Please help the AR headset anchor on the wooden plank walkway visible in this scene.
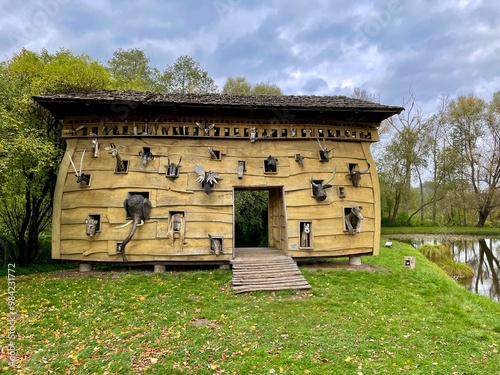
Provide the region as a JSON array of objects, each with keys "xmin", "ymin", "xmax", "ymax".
[{"xmin": 231, "ymin": 248, "xmax": 311, "ymax": 294}]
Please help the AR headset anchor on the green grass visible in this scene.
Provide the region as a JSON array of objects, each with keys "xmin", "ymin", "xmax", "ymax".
[
  {"xmin": 2, "ymin": 240, "xmax": 499, "ymax": 374},
  {"xmin": 381, "ymin": 226, "xmax": 500, "ymax": 237}
]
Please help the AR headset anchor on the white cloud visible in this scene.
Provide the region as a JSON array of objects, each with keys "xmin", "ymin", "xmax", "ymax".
[{"xmin": 1, "ymin": 0, "xmax": 499, "ymax": 114}]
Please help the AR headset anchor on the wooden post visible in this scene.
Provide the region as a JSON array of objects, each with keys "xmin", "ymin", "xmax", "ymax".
[
  {"xmin": 154, "ymin": 264, "xmax": 166, "ymax": 273},
  {"xmin": 349, "ymin": 256, "xmax": 362, "ymax": 266},
  {"xmin": 79, "ymin": 263, "xmax": 92, "ymax": 272},
  {"xmin": 404, "ymin": 256, "xmax": 416, "ymax": 269}
]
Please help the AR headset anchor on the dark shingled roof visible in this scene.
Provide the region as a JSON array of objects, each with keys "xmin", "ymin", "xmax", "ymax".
[
  {"xmin": 34, "ymin": 90, "xmax": 402, "ymax": 110},
  {"xmin": 33, "ymin": 90, "xmax": 403, "ymax": 122}
]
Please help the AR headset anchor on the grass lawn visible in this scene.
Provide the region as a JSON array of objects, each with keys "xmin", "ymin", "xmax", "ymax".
[
  {"xmin": 381, "ymin": 226, "xmax": 500, "ymax": 237},
  {"xmin": 2, "ymin": 239, "xmax": 499, "ymax": 374}
]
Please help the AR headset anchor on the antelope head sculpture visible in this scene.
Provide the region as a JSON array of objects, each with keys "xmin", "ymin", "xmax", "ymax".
[
  {"xmin": 347, "ymin": 163, "xmax": 370, "ymax": 187},
  {"xmin": 310, "ymin": 169, "xmax": 336, "ymax": 201},
  {"xmin": 312, "ymin": 137, "xmax": 332, "ymax": 162},
  {"xmin": 164, "ymin": 155, "xmax": 182, "ymax": 178},
  {"xmin": 67, "ymin": 150, "xmax": 90, "ymax": 186}
]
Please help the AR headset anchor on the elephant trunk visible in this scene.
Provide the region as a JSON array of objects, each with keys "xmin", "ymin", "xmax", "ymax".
[{"xmin": 120, "ymin": 217, "xmax": 140, "ymax": 262}]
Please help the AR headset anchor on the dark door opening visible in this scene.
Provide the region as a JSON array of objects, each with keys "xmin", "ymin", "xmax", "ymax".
[{"xmin": 234, "ymin": 190, "xmax": 269, "ymax": 247}]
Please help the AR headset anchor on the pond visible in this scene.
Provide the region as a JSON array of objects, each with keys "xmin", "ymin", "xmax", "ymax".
[{"xmin": 386, "ymin": 235, "xmax": 500, "ymax": 303}]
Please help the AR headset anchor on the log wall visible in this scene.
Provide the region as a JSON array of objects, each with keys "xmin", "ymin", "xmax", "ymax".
[{"xmin": 53, "ymin": 117, "xmax": 380, "ymax": 262}]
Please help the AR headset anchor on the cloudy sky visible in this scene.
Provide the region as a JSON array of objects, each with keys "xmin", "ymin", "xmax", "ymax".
[{"xmin": 1, "ymin": 0, "xmax": 499, "ymax": 114}]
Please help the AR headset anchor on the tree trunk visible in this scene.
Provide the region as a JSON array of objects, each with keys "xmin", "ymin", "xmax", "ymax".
[{"xmin": 476, "ymin": 209, "xmax": 490, "ymax": 227}]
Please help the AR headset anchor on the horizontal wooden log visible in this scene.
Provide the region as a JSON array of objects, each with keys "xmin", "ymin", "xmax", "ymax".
[{"xmin": 289, "ymin": 247, "xmax": 374, "ymax": 258}]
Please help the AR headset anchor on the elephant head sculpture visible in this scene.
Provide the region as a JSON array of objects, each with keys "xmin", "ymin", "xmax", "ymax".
[{"xmin": 116, "ymin": 194, "xmax": 152, "ymax": 261}]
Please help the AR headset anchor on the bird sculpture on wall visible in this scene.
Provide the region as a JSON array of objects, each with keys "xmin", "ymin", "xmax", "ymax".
[
  {"xmin": 115, "ymin": 194, "xmax": 152, "ymax": 261},
  {"xmin": 194, "ymin": 164, "xmax": 221, "ymax": 194},
  {"xmin": 195, "ymin": 121, "xmax": 215, "ymax": 136}
]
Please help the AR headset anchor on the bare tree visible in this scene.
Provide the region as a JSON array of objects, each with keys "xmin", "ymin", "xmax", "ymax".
[
  {"xmin": 446, "ymin": 93, "xmax": 500, "ymax": 226},
  {"xmin": 378, "ymin": 93, "xmax": 431, "ymax": 224}
]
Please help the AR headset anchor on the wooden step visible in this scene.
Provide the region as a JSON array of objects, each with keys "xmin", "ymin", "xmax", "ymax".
[{"xmin": 230, "ymin": 251, "xmax": 311, "ymax": 294}]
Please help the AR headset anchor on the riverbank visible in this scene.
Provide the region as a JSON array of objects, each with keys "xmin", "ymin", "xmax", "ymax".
[{"xmin": 382, "ymin": 226, "xmax": 500, "ymax": 237}]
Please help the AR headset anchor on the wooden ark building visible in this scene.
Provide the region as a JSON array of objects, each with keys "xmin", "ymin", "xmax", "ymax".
[{"xmin": 34, "ymin": 91, "xmax": 402, "ymax": 265}]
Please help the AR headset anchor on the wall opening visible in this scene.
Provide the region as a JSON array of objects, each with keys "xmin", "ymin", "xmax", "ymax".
[{"xmin": 233, "ymin": 189, "xmax": 269, "ymax": 247}]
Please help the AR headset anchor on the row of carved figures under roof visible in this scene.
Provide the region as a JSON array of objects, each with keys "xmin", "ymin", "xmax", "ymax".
[{"xmin": 70, "ymin": 121, "xmax": 373, "ymax": 141}]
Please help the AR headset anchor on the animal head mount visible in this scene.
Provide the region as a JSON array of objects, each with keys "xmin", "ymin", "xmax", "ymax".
[
  {"xmin": 85, "ymin": 217, "xmax": 99, "ymax": 236},
  {"xmin": 312, "ymin": 137, "xmax": 332, "ymax": 162},
  {"xmin": 210, "ymin": 236, "xmax": 223, "ymax": 256},
  {"xmin": 346, "ymin": 163, "xmax": 370, "ymax": 187},
  {"xmin": 194, "ymin": 164, "xmax": 221, "ymax": 194},
  {"xmin": 105, "ymin": 142, "xmax": 122, "ymax": 157},
  {"xmin": 208, "ymin": 147, "xmax": 220, "ymax": 160},
  {"xmin": 295, "ymin": 154, "xmax": 304, "ymax": 167},
  {"xmin": 345, "ymin": 206, "xmax": 363, "ymax": 235},
  {"xmin": 138, "ymin": 149, "xmax": 154, "ymax": 166},
  {"xmin": 195, "ymin": 121, "xmax": 215, "ymax": 136},
  {"xmin": 91, "ymin": 138, "xmax": 99, "ymax": 158},
  {"xmin": 265, "ymin": 155, "xmax": 278, "ymax": 173},
  {"xmin": 115, "ymin": 194, "xmax": 152, "ymax": 261},
  {"xmin": 310, "ymin": 169, "xmax": 336, "ymax": 201},
  {"xmin": 105, "ymin": 143, "xmax": 127, "ymax": 172},
  {"xmin": 67, "ymin": 150, "xmax": 90, "ymax": 186},
  {"xmin": 164, "ymin": 155, "xmax": 182, "ymax": 178}
]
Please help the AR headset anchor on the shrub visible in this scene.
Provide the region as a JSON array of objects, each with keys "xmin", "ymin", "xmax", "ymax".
[{"xmin": 438, "ymin": 259, "xmax": 474, "ymax": 279}]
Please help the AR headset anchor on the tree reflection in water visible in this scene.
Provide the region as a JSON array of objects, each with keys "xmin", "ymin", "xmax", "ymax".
[{"xmin": 398, "ymin": 236, "xmax": 500, "ymax": 302}]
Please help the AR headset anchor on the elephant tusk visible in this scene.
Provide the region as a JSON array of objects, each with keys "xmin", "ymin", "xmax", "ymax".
[
  {"xmin": 116, "ymin": 220, "xmax": 133, "ymax": 229},
  {"xmin": 137, "ymin": 220, "xmax": 145, "ymax": 226}
]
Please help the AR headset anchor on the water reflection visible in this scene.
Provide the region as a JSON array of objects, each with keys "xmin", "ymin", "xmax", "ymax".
[{"xmin": 389, "ymin": 236, "xmax": 500, "ymax": 302}]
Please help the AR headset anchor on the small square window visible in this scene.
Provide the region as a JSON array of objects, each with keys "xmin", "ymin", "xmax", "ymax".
[{"xmin": 299, "ymin": 222, "xmax": 312, "ymax": 249}]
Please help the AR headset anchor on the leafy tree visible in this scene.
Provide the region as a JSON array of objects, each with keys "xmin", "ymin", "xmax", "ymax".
[
  {"xmin": 222, "ymin": 76, "xmax": 252, "ymax": 95},
  {"xmin": 446, "ymin": 93, "xmax": 500, "ymax": 226},
  {"xmin": 222, "ymin": 76, "xmax": 282, "ymax": 95},
  {"xmin": 0, "ymin": 48, "xmax": 111, "ymax": 265},
  {"xmin": 157, "ymin": 55, "xmax": 218, "ymax": 94},
  {"xmin": 234, "ymin": 190, "xmax": 269, "ymax": 247},
  {"xmin": 107, "ymin": 48, "xmax": 158, "ymax": 91},
  {"xmin": 251, "ymin": 82, "xmax": 282, "ymax": 95}
]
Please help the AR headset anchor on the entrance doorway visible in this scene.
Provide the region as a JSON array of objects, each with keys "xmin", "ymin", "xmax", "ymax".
[{"xmin": 233, "ymin": 187, "xmax": 286, "ymax": 251}]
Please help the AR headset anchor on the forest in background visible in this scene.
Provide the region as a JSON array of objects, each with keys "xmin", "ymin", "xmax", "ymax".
[{"xmin": 0, "ymin": 47, "xmax": 499, "ymax": 265}]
